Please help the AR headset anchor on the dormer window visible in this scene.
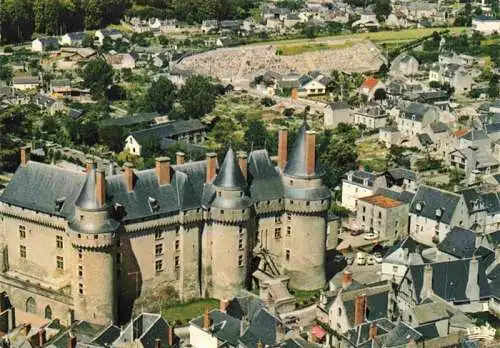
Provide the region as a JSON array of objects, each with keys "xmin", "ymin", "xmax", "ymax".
[
  {"xmin": 435, "ymin": 208, "xmax": 443, "ymax": 218},
  {"xmin": 55, "ymin": 197, "xmax": 66, "ymax": 212},
  {"xmin": 415, "ymin": 202, "xmax": 422, "ymax": 212},
  {"xmin": 148, "ymin": 197, "xmax": 160, "ymax": 212}
]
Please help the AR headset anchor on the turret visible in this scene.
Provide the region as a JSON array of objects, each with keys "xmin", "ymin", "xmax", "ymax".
[
  {"xmin": 281, "ymin": 121, "xmax": 330, "ymax": 290},
  {"xmin": 68, "ymin": 163, "xmax": 119, "ymax": 324},
  {"xmin": 208, "ymin": 148, "xmax": 252, "ymax": 298}
]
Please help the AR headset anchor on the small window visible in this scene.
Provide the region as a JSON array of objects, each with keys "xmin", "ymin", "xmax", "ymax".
[
  {"xmin": 19, "ymin": 225, "xmax": 26, "ymax": 239},
  {"xmin": 174, "ymin": 256, "xmax": 180, "ymax": 268},
  {"xmin": 56, "ymin": 235, "xmax": 63, "ymax": 249},
  {"xmin": 287, "ymin": 226, "xmax": 291, "ymax": 236},
  {"xmin": 287, "ymin": 214, "xmax": 292, "ymax": 222},
  {"xmin": 56, "ymin": 256, "xmax": 64, "ymax": 270},
  {"xmin": 155, "ymin": 244, "xmax": 163, "ymax": 256},
  {"xmin": 274, "ymin": 228, "xmax": 281, "ymax": 239},
  {"xmin": 306, "ymin": 201, "xmax": 310, "ymax": 206},
  {"xmin": 78, "ymin": 248, "xmax": 83, "ymax": 259},
  {"xmin": 78, "ymin": 233, "xmax": 81, "ymax": 239},
  {"xmin": 275, "ymin": 216, "xmax": 281, "ymax": 224},
  {"xmin": 94, "ymin": 235, "xmax": 98, "ymax": 240},
  {"xmin": 285, "ymin": 249, "xmax": 291, "ymax": 261},
  {"xmin": 290, "ymin": 180, "xmax": 294, "ymax": 186},
  {"xmin": 238, "ymin": 255, "xmax": 244, "ymax": 267},
  {"xmin": 20, "ymin": 245, "xmax": 27, "ymax": 259},
  {"xmin": 78, "ymin": 265, "xmax": 83, "ymax": 278},
  {"xmin": 155, "ymin": 230, "xmax": 162, "ymax": 240},
  {"xmin": 378, "ymin": 211, "xmax": 382, "ymax": 218},
  {"xmin": 362, "ymin": 207, "xmax": 366, "ymax": 213},
  {"xmin": 175, "ymin": 227, "xmax": 180, "ymax": 236},
  {"xmin": 78, "ymin": 283, "xmax": 84, "ymax": 295},
  {"xmin": 238, "ymin": 238, "xmax": 244, "ymax": 250},
  {"xmin": 155, "ymin": 260, "xmax": 163, "ymax": 272},
  {"xmin": 175, "ymin": 240, "xmax": 180, "ymax": 251},
  {"xmin": 220, "ymin": 209, "xmax": 224, "ymax": 215},
  {"xmin": 338, "ymin": 307, "xmax": 342, "ymax": 316}
]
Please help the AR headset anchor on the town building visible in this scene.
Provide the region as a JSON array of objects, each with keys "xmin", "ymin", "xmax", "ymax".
[
  {"xmin": 0, "ymin": 122, "xmax": 331, "ymax": 326},
  {"xmin": 352, "ymin": 104, "xmax": 387, "ymax": 129},
  {"xmin": 358, "ymin": 78, "xmax": 385, "ymax": 101},
  {"xmin": 32, "ymin": 38, "xmax": 59, "ymax": 52},
  {"xmin": 341, "ymin": 170, "xmax": 387, "ymax": 211},
  {"xmin": 12, "ymin": 76, "xmax": 41, "ymax": 91},
  {"xmin": 472, "ymin": 16, "xmax": 500, "ymax": 34},
  {"xmin": 397, "ymin": 102, "xmax": 440, "ymax": 138},
  {"xmin": 323, "ymin": 101, "xmax": 351, "ymax": 128},
  {"xmin": 390, "ymin": 54, "xmax": 419, "ymax": 77},
  {"xmin": 94, "ymin": 29, "xmax": 123, "ymax": 46},
  {"xmin": 60, "ymin": 32, "xmax": 86, "ymax": 47}
]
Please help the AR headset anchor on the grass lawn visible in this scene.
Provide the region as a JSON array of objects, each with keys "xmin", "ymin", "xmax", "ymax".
[
  {"xmin": 357, "ymin": 139, "xmax": 388, "ymax": 172},
  {"xmin": 161, "ymin": 298, "xmax": 219, "ymax": 325},
  {"xmin": 277, "ymin": 41, "xmax": 354, "ymax": 55}
]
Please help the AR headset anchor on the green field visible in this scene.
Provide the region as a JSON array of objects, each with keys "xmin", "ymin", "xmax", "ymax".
[
  {"xmin": 161, "ymin": 298, "xmax": 219, "ymax": 325},
  {"xmin": 277, "ymin": 41, "xmax": 355, "ymax": 55},
  {"xmin": 357, "ymin": 139, "xmax": 389, "ymax": 172}
]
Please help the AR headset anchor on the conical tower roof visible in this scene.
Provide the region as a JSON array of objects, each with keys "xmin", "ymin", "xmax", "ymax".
[
  {"xmin": 284, "ymin": 121, "xmax": 322, "ymax": 178},
  {"xmin": 75, "ymin": 168, "xmax": 102, "ymax": 210},
  {"xmin": 213, "ymin": 147, "xmax": 247, "ymax": 189}
]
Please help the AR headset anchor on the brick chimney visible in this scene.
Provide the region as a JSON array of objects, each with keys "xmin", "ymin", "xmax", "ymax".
[
  {"xmin": 155, "ymin": 157, "xmax": 171, "ymax": 186},
  {"xmin": 354, "ymin": 294, "xmax": 367, "ymax": 325},
  {"xmin": 168, "ymin": 325, "xmax": 174, "ymax": 347},
  {"xmin": 68, "ymin": 333, "xmax": 77, "ymax": 348},
  {"xmin": 421, "ymin": 264, "xmax": 433, "ymax": 299},
  {"xmin": 305, "ymin": 131, "xmax": 316, "ymax": 176},
  {"xmin": 124, "ymin": 163, "xmax": 134, "ymax": 192},
  {"xmin": 95, "ymin": 169, "xmax": 106, "ymax": 207},
  {"xmin": 278, "ymin": 127, "xmax": 288, "ymax": 171},
  {"xmin": 342, "ymin": 270, "xmax": 353, "ymax": 288},
  {"xmin": 237, "ymin": 151, "xmax": 248, "ymax": 179},
  {"xmin": 176, "ymin": 152, "xmax": 185, "ymax": 165},
  {"xmin": 369, "ymin": 323, "xmax": 377, "ymax": 339},
  {"xmin": 203, "ymin": 306, "xmax": 210, "ymax": 330},
  {"xmin": 20, "ymin": 146, "xmax": 30, "ymax": 167},
  {"xmin": 38, "ymin": 329, "xmax": 46, "ymax": 347},
  {"xmin": 220, "ymin": 298, "xmax": 230, "ymax": 313},
  {"xmin": 206, "ymin": 153, "xmax": 217, "ymax": 184},
  {"xmin": 154, "ymin": 338, "xmax": 161, "ymax": 348}
]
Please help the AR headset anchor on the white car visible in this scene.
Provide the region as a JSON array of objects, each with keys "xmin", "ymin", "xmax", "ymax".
[
  {"xmin": 366, "ymin": 255, "xmax": 375, "ymax": 265},
  {"xmin": 364, "ymin": 232, "xmax": 379, "ymax": 240},
  {"xmin": 373, "ymin": 252, "xmax": 383, "ymax": 263}
]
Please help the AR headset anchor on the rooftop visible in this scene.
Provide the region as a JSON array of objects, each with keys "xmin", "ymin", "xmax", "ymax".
[{"xmin": 358, "ymin": 194, "xmax": 403, "ymax": 208}]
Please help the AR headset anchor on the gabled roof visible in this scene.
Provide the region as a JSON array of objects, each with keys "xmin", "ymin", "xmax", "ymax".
[
  {"xmin": 213, "ymin": 148, "xmax": 247, "ymax": 189},
  {"xmin": 460, "ymin": 129, "xmax": 488, "ymax": 141},
  {"xmin": 341, "ymin": 282, "xmax": 391, "ymax": 326},
  {"xmin": 401, "ymin": 102, "xmax": 433, "ymax": 122},
  {"xmin": 377, "ymin": 321, "xmax": 422, "ymax": 347},
  {"xmin": 437, "ymin": 227, "xmax": 476, "ymax": 259},
  {"xmin": 360, "ymin": 77, "xmax": 380, "ymax": 91},
  {"xmin": 430, "ymin": 121, "xmax": 449, "ymax": 133},
  {"xmin": 191, "ymin": 310, "xmax": 241, "ymax": 346},
  {"xmin": 417, "ymin": 133, "xmax": 433, "ymax": 146},
  {"xmin": 482, "ymin": 192, "xmax": 500, "ymax": 214},
  {"xmin": 248, "ymin": 150, "xmax": 283, "ymax": 201},
  {"xmin": 383, "ymin": 236, "xmax": 427, "ymax": 265},
  {"xmin": 409, "ymin": 185, "xmax": 461, "ymax": 224},
  {"xmin": 387, "ymin": 167, "xmax": 417, "ymax": 181},
  {"xmin": 130, "ymin": 119, "xmax": 206, "ymax": 144}
]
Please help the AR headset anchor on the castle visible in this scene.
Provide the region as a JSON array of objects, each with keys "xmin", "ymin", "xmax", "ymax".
[{"xmin": 0, "ymin": 121, "xmax": 330, "ymax": 325}]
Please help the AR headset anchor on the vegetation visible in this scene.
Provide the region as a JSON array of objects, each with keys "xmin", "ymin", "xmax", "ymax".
[
  {"xmin": 81, "ymin": 59, "xmax": 114, "ymax": 99},
  {"xmin": 161, "ymin": 298, "xmax": 219, "ymax": 326},
  {"xmin": 276, "ymin": 41, "xmax": 355, "ymax": 56}
]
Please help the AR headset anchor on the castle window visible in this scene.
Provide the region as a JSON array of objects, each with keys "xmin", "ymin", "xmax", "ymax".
[
  {"xmin": 78, "ymin": 234, "xmax": 81, "ymax": 239},
  {"xmin": 175, "ymin": 240, "xmax": 180, "ymax": 251},
  {"xmin": 274, "ymin": 228, "xmax": 281, "ymax": 239},
  {"xmin": 56, "ymin": 256, "xmax": 64, "ymax": 270},
  {"xmin": 220, "ymin": 209, "xmax": 224, "ymax": 215},
  {"xmin": 306, "ymin": 201, "xmax": 310, "ymax": 206},
  {"xmin": 378, "ymin": 211, "xmax": 382, "ymax": 219},
  {"xmin": 287, "ymin": 226, "xmax": 291, "ymax": 236},
  {"xmin": 20, "ymin": 245, "xmax": 26, "ymax": 259},
  {"xmin": 94, "ymin": 235, "xmax": 98, "ymax": 240},
  {"xmin": 290, "ymin": 180, "xmax": 294, "ymax": 185},
  {"xmin": 155, "ymin": 244, "xmax": 163, "ymax": 256},
  {"xmin": 285, "ymin": 249, "xmax": 291, "ymax": 261},
  {"xmin": 238, "ymin": 238, "xmax": 243, "ymax": 250},
  {"xmin": 287, "ymin": 214, "xmax": 291, "ymax": 222},
  {"xmin": 175, "ymin": 227, "xmax": 180, "ymax": 236},
  {"xmin": 78, "ymin": 265, "xmax": 83, "ymax": 278},
  {"xmin": 78, "ymin": 283, "xmax": 84, "ymax": 295},
  {"xmin": 26, "ymin": 297, "xmax": 36, "ymax": 313},
  {"xmin": 19, "ymin": 225, "xmax": 26, "ymax": 239},
  {"xmin": 275, "ymin": 216, "xmax": 281, "ymax": 224},
  {"xmin": 155, "ymin": 230, "xmax": 162, "ymax": 240},
  {"xmin": 218, "ymin": 191, "xmax": 221, "ymax": 197},
  {"xmin": 290, "ymin": 200, "xmax": 294, "ymax": 204},
  {"xmin": 56, "ymin": 235, "xmax": 63, "ymax": 249},
  {"xmin": 174, "ymin": 256, "xmax": 180, "ymax": 268},
  {"xmin": 338, "ymin": 307, "xmax": 342, "ymax": 316},
  {"xmin": 78, "ymin": 248, "xmax": 83, "ymax": 259},
  {"xmin": 362, "ymin": 207, "xmax": 366, "ymax": 213},
  {"xmin": 238, "ymin": 255, "xmax": 244, "ymax": 267},
  {"xmin": 239, "ymin": 226, "xmax": 244, "ymax": 235},
  {"xmin": 155, "ymin": 260, "xmax": 163, "ymax": 272},
  {"xmin": 45, "ymin": 306, "xmax": 52, "ymax": 320}
]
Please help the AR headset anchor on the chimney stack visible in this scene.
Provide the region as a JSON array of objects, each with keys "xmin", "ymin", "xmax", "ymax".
[
  {"xmin": 68, "ymin": 333, "xmax": 77, "ymax": 348},
  {"xmin": 421, "ymin": 264, "xmax": 433, "ymax": 299},
  {"xmin": 206, "ymin": 153, "xmax": 217, "ymax": 184},
  {"xmin": 124, "ymin": 163, "xmax": 134, "ymax": 192},
  {"xmin": 95, "ymin": 169, "xmax": 106, "ymax": 207},
  {"xmin": 466, "ymin": 256, "xmax": 480, "ymax": 301},
  {"xmin": 203, "ymin": 306, "xmax": 210, "ymax": 331},
  {"xmin": 154, "ymin": 338, "xmax": 161, "ymax": 348},
  {"xmin": 278, "ymin": 127, "xmax": 288, "ymax": 171},
  {"xmin": 38, "ymin": 329, "xmax": 46, "ymax": 347},
  {"xmin": 176, "ymin": 152, "xmax": 185, "ymax": 165},
  {"xmin": 20, "ymin": 146, "xmax": 30, "ymax": 167},
  {"xmin": 369, "ymin": 323, "xmax": 377, "ymax": 339},
  {"xmin": 220, "ymin": 298, "xmax": 230, "ymax": 313},
  {"xmin": 168, "ymin": 325, "xmax": 174, "ymax": 347},
  {"xmin": 155, "ymin": 157, "xmax": 171, "ymax": 186},
  {"xmin": 237, "ymin": 151, "xmax": 248, "ymax": 179},
  {"xmin": 305, "ymin": 131, "xmax": 316, "ymax": 176},
  {"xmin": 354, "ymin": 294, "xmax": 367, "ymax": 325},
  {"xmin": 342, "ymin": 270, "xmax": 353, "ymax": 289}
]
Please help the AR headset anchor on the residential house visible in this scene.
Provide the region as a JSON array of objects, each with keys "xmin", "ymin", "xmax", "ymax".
[
  {"xmin": 390, "ymin": 54, "xmax": 419, "ymax": 77},
  {"xmin": 124, "ymin": 119, "xmax": 207, "ymax": 156},
  {"xmin": 409, "ymin": 185, "xmax": 469, "ymax": 246},
  {"xmin": 472, "ymin": 16, "xmax": 500, "ymax": 34},
  {"xmin": 429, "ymin": 63, "xmax": 473, "ymax": 95},
  {"xmin": 385, "ymin": 168, "xmax": 419, "ymax": 192},
  {"xmin": 219, "ymin": 20, "xmax": 243, "ymax": 34},
  {"xmin": 403, "ymin": 2, "xmax": 439, "ymax": 21},
  {"xmin": 352, "ymin": 11, "xmax": 380, "ymax": 30},
  {"xmin": 106, "ymin": 53, "xmax": 136, "ymax": 69},
  {"xmin": 356, "ymin": 194, "xmax": 409, "ymax": 241},
  {"xmin": 341, "ymin": 170, "xmax": 387, "ymax": 211},
  {"xmin": 352, "ymin": 104, "xmax": 387, "ymax": 129},
  {"xmin": 201, "ymin": 20, "xmax": 219, "ymax": 34},
  {"xmin": 381, "ymin": 237, "xmax": 427, "ymax": 282},
  {"xmin": 482, "ymin": 192, "xmax": 500, "ymax": 233},
  {"xmin": 324, "ymin": 101, "xmax": 352, "ymax": 128},
  {"xmin": 359, "ymin": 78, "xmax": 385, "ymax": 101},
  {"xmin": 457, "ymin": 129, "xmax": 491, "ymax": 149},
  {"xmin": 33, "ymin": 93, "xmax": 65, "ymax": 115},
  {"xmin": 397, "ymin": 102, "xmax": 439, "ymax": 138},
  {"xmin": 386, "ymin": 11, "xmax": 410, "ymax": 28},
  {"xmin": 60, "ymin": 32, "xmax": 86, "ymax": 46},
  {"xmin": 12, "ymin": 76, "xmax": 40, "ymax": 91},
  {"xmin": 32, "ymin": 38, "xmax": 59, "ymax": 52},
  {"xmin": 0, "ymin": 87, "xmax": 29, "ymax": 106},
  {"xmin": 296, "ymin": 71, "xmax": 332, "ymax": 97},
  {"xmin": 449, "ymin": 146, "xmax": 500, "ymax": 176},
  {"xmin": 284, "ymin": 14, "xmax": 302, "ymax": 28},
  {"xmin": 95, "ymin": 29, "xmax": 123, "ymax": 46},
  {"xmin": 168, "ymin": 67, "xmax": 193, "ymax": 87},
  {"xmin": 379, "ymin": 126, "xmax": 401, "ymax": 148},
  {"xmin": 50, "ymin": 79, "xmax": 71, "ymax": 95},
  {"xmin": 160, "ymin": 19, "xmax": 179, "ymax": 34},
  {"xmin": 422, "ymin": 121, "xmax": 450, "ymax": 159}
]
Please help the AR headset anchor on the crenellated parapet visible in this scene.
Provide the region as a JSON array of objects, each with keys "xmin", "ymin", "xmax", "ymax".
[
  {"xmin": 284, "ymin": 198, "xmax": 330, "ymax": 215},
  {"xmin": 209, "ymin": 206, "xmax": 251, "ymax": 224},
  {"xmin": 254, "ymin": 199, "xmax": 285, "ymax": 216}
]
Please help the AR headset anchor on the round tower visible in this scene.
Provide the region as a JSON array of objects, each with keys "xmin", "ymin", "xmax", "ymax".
[
  {"xmin": 282, "ymin": 122, "xmax": 330, "ymax": 290},
  {"xmin": 209, "ymin": 148, "xmax": 252, "ymax": 299},
  {"xmin": 68, "ymin": 163, "xmax": 119, "ymax": 325}
]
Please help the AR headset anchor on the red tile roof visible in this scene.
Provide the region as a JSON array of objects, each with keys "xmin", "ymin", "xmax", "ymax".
[
  {"xmin": 361, "ymin": 77, "xmax": 380, "ymax": 90},
  {"xmin": 454, "ymin": 128, "xmax": 469, "ymax": 138}
]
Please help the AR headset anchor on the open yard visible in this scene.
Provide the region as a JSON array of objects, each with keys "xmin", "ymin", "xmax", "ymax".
[
  {"xmin": 277, "ymin": 41, "xmax": 354, "ymax": 55},
  {"xmin": 161, "ymin": 298, "xmax": 219, "ymax": 325},
  {"xmin": 357, "ymin": 139, "xmax": 388, "ymax": 172}
]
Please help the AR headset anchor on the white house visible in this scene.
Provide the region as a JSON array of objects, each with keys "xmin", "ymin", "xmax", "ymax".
[
  {"xmin": 397, "ymin": 102, "xmax": 440, "ymax": 138},
  {"xmin": 60, "ymin": 32, "xmax": 86, "ymax": 46},
  {"xmin": 359, "ymin": 78, "xmax": 385, "ymax": 101},
  {"xmin": 324, "ymin": 101, "xmax": 352, "ymax": 128},
  {"xmin": 31, "ymin": 38, "xmax": 59, "ymax": 52},
  {"xmin": 352, "ymin": 104, "xmax": 388, "ymax": 129},
  {"xmin": 297, "ymin": 71, "xmax": 331, "ymax": 97},
  {"xmin": 12, "ymin": 76, "xmax": 40, "ymax": 91},
  {"xmin": 106, "ymin": 53, "xmax": 136, "ymax": 69},
  {"xmin": 472, "ymin": 16, "xmax": 500, "ymax": 34},
  {"xmin": 390, "ymin": 54, "xmax": 419, "ymax": 77},
  {"xmin": 95, "ymin": 28, "xmax": 123, "ymax": 46},
  {"xmin": 341, "ymin": 170, "xmax": 387, "ymax": 211}
]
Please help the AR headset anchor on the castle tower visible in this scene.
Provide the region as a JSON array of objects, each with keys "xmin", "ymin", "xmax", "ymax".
[
  {"xmin": 208, "ymin": 148, "xmax": 252, "ymax": 298},
  {"xmin": 68, "ymin": 163, "xmax": 119, "ymax": 325},
  {"xmin": 281, "ymin": 122, "xmax": 330, "ymax": 290}
]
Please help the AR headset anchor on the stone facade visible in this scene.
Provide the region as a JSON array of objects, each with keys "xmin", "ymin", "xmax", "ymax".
[{"xmin": 0, "ymin": 122, "xmax": 330, "ymax": 326}]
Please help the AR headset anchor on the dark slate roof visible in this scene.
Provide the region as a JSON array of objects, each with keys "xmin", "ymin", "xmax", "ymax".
[
  {"xmin": 343, "ymin": 319, "xmax": 395, "ymax": 347},
  {"xmin": 437, "ymin": 227, "xmax": 476, "ymax": 258},
  {"xmin": 191, "ymin": 310, "xmax": 241, "ymax": 346},
  {"xmin": 284, "ymin": 121, "xmax": 323, "ymax": 178},
  {"xmin": 328, "ymin": 101, "xmax": 351, "ymax": 110},
  {"xmin": 430, "ymin": 122, "xmax": 449, "ymax": 133},
  {"xmin": 401, "ymin": 102, "xmax": 432, "ymax": 121},
  {"xmin": 417, "ymin": 133, "xmax": 433, "ymax": 146},
  {"xmin": 65, "ymin": 32, "xmax": 86, "ymax": 40},
  {"xmin": 239, "ymin": 308, "xmax": 280, "ymax": 347},
  {"xmin": 343, "ymin": 288, "xmax": 390, "ymax": 325},
  {"xmin": 415, "ymin": 323, "xmax": 440, "ymax": 340},
  {"xmin": 409, "ymin": 186, "xmax": 461, "ymax": 224},
  {"xmin": 378, "ymin": 321, "xmax": 422, "ymax": 347},
  {"xmin": 248, "ymin": 150, "xmax": 284, "ymax": 201},
  {"xmin": 482, "ymin": 192, "xmax": 500, "ymax": 214},
  {"xmin": 130, "ymin": 119, "xmax": 206, "ymax": 144},
  {"xmin": 408, "ymin": 258, "xmax": 491, "ymax": 304},
  {"xmin": 226, "ymin": 295, "xmax": 265, "ymax": 321},
  {"xmin": 90, "ymin": 325, "xmax": 121, "ymax": 346},
  {"xmin": 459, "ymin": 188, "xmax": 486, "ymax": 214},
  {"xmin": 99, "ymin": 112, "xmax": 160, "ymax": 127},
  {"xmin": 460, "ymin": 129, "xmax": 488, "ymax": 141},
  {"xmin": 213, "ymin": 148, "xmax": 247, "ymax": 189},
  {"xmin": 387, "ymin": 168, "xmax": 417, "ymax": 181},
  {"xmin": 485, "ymin": 123, "xmax": 500, "ymax": 134},
  {"xmin": 486, "ymin": 230, "xmax": 500, "ymax": 245},
  {"xmin": 384, "ymin": 236, "xmax": 428, "ymax": 259}
]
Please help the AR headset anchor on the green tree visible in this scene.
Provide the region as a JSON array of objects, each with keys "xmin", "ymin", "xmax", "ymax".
[
  {"xmin": 82, "ymin": 33, "xmax": 95, "ymax": 48},
  {"xmin": 81, "ymin": 59, "xmax": 114, "ymax": 99},
  {"xmin": 178, "ymin": 75, "xmax": 216, "ymax": 119},
  {"xmin": 84, "ymin": 0, "xmax": 105, "ymax": 29},
  {"xmin": 0, "ymin": 66, "xmax": 13, "ymax": 84},
  {"xmin": 146, "ymin": 77, "xmax": 177, "ymax": 114},
  {"xmin": 98, "ymin": 125, "xmax": 124, "ymax": 152},
  {"xmin": 320, "ymin": 137, "xmax": 357, "ymax": 189},
  {"xmin": 142, "ymin": 135, "xmax": 162, "ymax": 158},
  {"xmin": 244, "ymin": 119, "xmax": 267, "ymax": 150},
  {"xmin": 489, "ymin": 75, "xmax": 499, "ymax": 98},
  {"xmin": 374, "ymin": 0, "xmax": 391, "ymax": 20},
  {"xmin": 0, "ymin": 0, "xmax": 35, "ymax": 44}
]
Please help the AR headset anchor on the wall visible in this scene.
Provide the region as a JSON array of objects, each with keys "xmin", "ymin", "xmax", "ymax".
[{"xmin": 341, "ymin": 181, "xmax": 376, "ymax": 211}]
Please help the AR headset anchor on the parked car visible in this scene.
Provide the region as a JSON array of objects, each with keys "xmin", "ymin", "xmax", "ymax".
[
  {"xmin": 373, "ymin": 252, "xmax": 383, "ymax": 263},
  {"xmin": 346, "ymin": 255, "xmax": 354, "ymax": 265},
  {"xmin": 364, "ymin": 232, "xmax": 379, "ymax": 240},
  {"xmin": 356, "ymin": 252, "xmax": 366, "ymax": 265},
  {"xmin": 367, "ymin": 255, "xmax": 375, "ymax": 265},
  {"xmin": 350, "ymin": 229, "xmax": 364, "ymax": 236}
]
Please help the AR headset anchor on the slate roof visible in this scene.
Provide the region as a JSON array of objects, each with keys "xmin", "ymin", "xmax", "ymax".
[
  {"xmin": 460, "ymin": 129, "xmax": 488, "ymax": 141},
  {"xmin": 459, "ymin": 188, "xmax": 485, "ymax": 214},
  {"xmin": 401, "ymin": 103, "xmax": 433, "ymax": 122},
  {"xmin": 341, "ymin": 283, "xmax": 391, "ymax": 325},
  {"xmin": 343, "ymin": 318, "xmax": 395, "ymax": 347},
  {"xmin": 239, "ymin": 308, "xmax": 281, "ymax": 347},
  {"xmin": 377, "ymin": 321, "xmax": 422, "ymax": 347},
  {"xmin": 213, "ymin": 148, "xmax": 247, "ymax": 189},
  {"xmin": 485, "ymin": 123, "xmax": 500, "ymax": 134},
  {"xmin": 284, "ymin": 121, "xmax": 323, "ymax": 178},
  {"xmin": 384, "ymin": 237, "xmax": 428, "ymax": 260},
  {"xmin": 248, "ymin": 150, "xmax": 284, "ymax": 201},
  {"xmin": 191, "ymin": 310, "xmax": 241, "ymax": 346},
  {"xmin": 129, "ymin": 119, "xmax": 206, "ymax": 144},
  {"xmin": 437, "ymin": 227, "xmax": 476, "ymax": 259},
  {"xmin": 409, "ymin": 185, "xmax": 461, "ymax": 224},
  {"xmin": 417, "ymin": 133, "xmax": 433, "ymax": 146},
  {"xmin": 414, "ymin": 323, "xmax": 440, "ymax": 340},
  {"xmin": 65, "ymin": 32, "xmax": 86, "ymax": 41},
  {"xmin": 412, "ymin": 301, "xmax": 449, "ymax": 325},
  {"xmin": 387, "ymin": 167, "xmax": 417, "ymax": 181},
  {"xmin": 430, "ymin": 122, "xmax": 449, "ymax": 133}
]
